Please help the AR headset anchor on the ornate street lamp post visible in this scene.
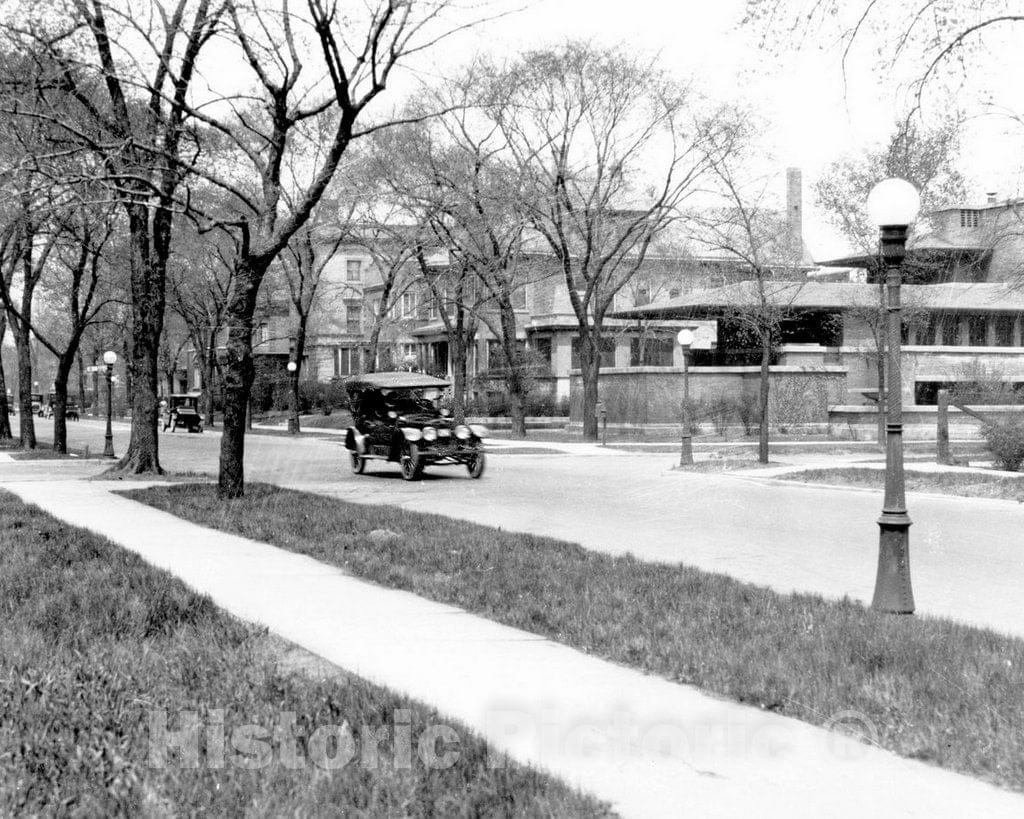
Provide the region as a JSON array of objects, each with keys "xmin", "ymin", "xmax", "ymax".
[
  {"xmin": 102, "ymin": 350, "xmax": 117, "ymax": 458},
  {"xmin": 286, "ymin": 360, "xmax": 299, "ymax": 435},
  {"xmin": 677, "ymin": 328, "xmax": 695, "ymax": 466},
  {"xmin": 866, "ymin": 178, "xmax": 920, "ymax": 614}
]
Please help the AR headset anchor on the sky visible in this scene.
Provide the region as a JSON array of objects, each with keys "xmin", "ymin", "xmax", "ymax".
[{"xmin": 421, "ymin": 0, "xmax": 1024, "ymax": 260}]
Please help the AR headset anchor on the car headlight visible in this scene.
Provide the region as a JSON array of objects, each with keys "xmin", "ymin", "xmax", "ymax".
[
  {"xmin": 468, "ymin": 424, "xmax": 488, "ymax": 438},
  {"xmin": 454, "ymin": 425, "xmax": 471, "ymax": 440},
  {"xmin": 422, "ymin": 426, "xmax": 438, "ymax": 442}
]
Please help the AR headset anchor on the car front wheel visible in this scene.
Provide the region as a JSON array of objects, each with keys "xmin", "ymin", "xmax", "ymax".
[
  {"xmin": 466, "ymin": 451, "xmax": 486, "ymax": 479},
  {"xmin": 350, "ymin": 450, "xmax": 367, "ymax": 474},
  {"xmin": 400, "ymin": 443, "xmax": 423, "ymax": 481}
]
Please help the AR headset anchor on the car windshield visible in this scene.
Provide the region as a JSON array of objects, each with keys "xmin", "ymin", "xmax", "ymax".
[{"xmin": 385, "ymin": 389, "xmax": 436, "ymax": 415}]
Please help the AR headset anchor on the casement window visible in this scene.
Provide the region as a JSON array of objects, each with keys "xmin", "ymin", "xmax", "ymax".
[
  {"xmin": 959, "ymin": 209, "xmax": 980, "ymax": 228},
  {"xmin": 940, "ymin": 316, "xmax": 961, "ymax": 347},
  {"xmin": 630, "ymin": 337, "xmax": 674, "ymax": 366},
  {"xmin": 968, "ymin": 315, "xmax": 988, "ymax": 346},
  {"xmin": 334, "ymin": 347, "xmax": 357, "ymax": 376},
  {"xmin": 571, "ymin": 337, "xmax": 616, "ymax": 369},
  {"xmin": 511, "ymin": 285, "xmax": 527, "ymax": 310},
  {"xmin": 345, "ymin": 300, "xmax": 362, "ymax": 335},
  {"xmin": 995, "ymin": 315, "xmax": 1016, "ymax": 347},
  {"xmin": 401, "ymin": 292, "xmax": 416, "ymax": 317},
  {"xmin": 346, "ymin": 259, "xmax": 362, "ymax": 282}
]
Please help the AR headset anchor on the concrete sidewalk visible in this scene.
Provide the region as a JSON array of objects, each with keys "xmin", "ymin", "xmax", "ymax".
[{"xmin": 1, "ymin": 465, "xmax": 1021, "ymax": 817}]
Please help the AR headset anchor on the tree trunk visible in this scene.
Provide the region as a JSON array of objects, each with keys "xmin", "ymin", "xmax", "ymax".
[
  {"xmin": 579, "ymin": 334, "xmax": 600, "ymax": 440},
  {"xmin": 364, "ymin": 321, "xmax": 384, "ymax": 374},
  {"xmin": 500, "ymin": 306, "xmax": 527, "ymax": 439},
  {"xmin": 450, "ymin": 334, "xmax": 467, "ymax": 425},
  {"xmin": 875, "ymin": 340, "xmax": 886, "ymax": 446},
  {"xmin": 117, "ymin": 211, "xmax": 164, "ymax": 474},
  {"xmin": 204, "ymin": 335, "xmax": 218, "ymax": 428},
  {"xmin": 875, "ymin": 282, "xmax": 886, "ymax": 447},
  {"xmin": 218, "ymin": 258, "xmax": 265, "ymax": 498},
  {"xmin": 15, "ymin": 323, "xmax": 35, "ymax": 449},
  {"xmin": 51, "ymin": 354, "xmax": 75, "ymax": 454},
  {"xmin": 76, "ymin": 350, "xmax": 87, "ymax": 418},
  {"xmin": 0, "ymin": 317, "xmax": 11, "ymax": 440},
  {"xmin": 758, "ymin": 331, "xmax": 771, "ymax": 464}
]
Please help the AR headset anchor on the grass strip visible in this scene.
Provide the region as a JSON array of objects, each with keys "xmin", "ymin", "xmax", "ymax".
[
  {"xmin": 781, "ymin": 467, "xmax": 1024, "ymax": 501},
  {"xmin": 0, "ymin": 490, "xmax": 609, "ymax": 817},
  {"xmin": 128, "ymin": 482, "xmax": 1024, "ymax": 794}
]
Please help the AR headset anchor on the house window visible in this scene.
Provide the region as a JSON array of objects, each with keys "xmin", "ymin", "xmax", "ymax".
[
  {"xmin": 512, "ymin": 285, "xmax": 527, "ymax": 311},
  {"xmin": 959, "ymin": 209, "xmax": 980, "ymax": 228},
  {"xmin": 630, "ymin": 336, "xmax": 674, "ymax": 366},
  {"xmin": 401, "ymin": 292, "xmax": 416, "ymax": 317},
  {"xmin": 334, "ymin": 347, "xmax": 357, "ymax": 376},
  {"xmin": 941, "ymin": 316, "xmax": 961, "ymax": 346},
  {"xmin": 345, "ymin": 300, "xmax": 362, "ymax": 335},
  {"xmin": 346, "ymin": 259, "xmax": 362, "ymax": 282},
  {"xmin": 995, "ymin": 315, "xmax": 1016, "ymax": 347},
  {"xmin": 532, "ymin": 337, "xmax": 552, "ymax": 367},
  {"xmin": 669, "ymin": 287, "xmax": 681, "ymax": 299},
  {"xmin": 968, "ymin": 315, "xmax": 988, "ymax": 346},
  {"xmin": 571, "ymin": 337, "xmax": 616, "ymax": 369},
  {"xmin": 487, "ymin": 340, "xmax": 504, "ymax": 370}
]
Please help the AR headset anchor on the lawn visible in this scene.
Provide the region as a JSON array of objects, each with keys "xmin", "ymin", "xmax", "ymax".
[
  {"xmin": 129, "ymin": 483, "xmax": 1024, "ymax": 794},
  {"xmin": 780, "ymin": 466, "xmax": 1024, "ymax": 501},
  {"xmin": 0, "ymin": 491, "xmax": 610, "ymax": 817}
]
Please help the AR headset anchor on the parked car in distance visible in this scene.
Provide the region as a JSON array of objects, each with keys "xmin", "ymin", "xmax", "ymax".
[
  {"xmin": 39, "ymin": 399, "xmax": 79, "ymax": 420},
  {"xmin": 343, "ymin": 372, "xmax": 486, "ymax": 481},
  {"xmin": 30, "ymin": 393, "xmax": 43, "ymax": 416},
  {"xmin": 162, "ymin": 393, "xmax": 204, "ymax": 433}
]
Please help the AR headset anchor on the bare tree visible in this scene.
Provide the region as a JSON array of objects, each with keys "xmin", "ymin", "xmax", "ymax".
[
  {"xmin": 25, "ymin": 208, "xmax": 118, "ymax": 452},
  {"xmin": 362, "ymin": 125, "xmax": 470, "ymax": 419},
  {"xmin": 815, "ymin": 116, "xmax": 966, "ymax": 441},
  {"xmin": 0, "ymin": 192, "xmax": 64, "ymax": 449},
  {"xmin": 184, "ymin": 0, "xmax": 495, "ymax": 497},
  {"xmin": 2, "ymin": 0, "xmax": 223, "ymax": 471},
  {"xmin": 273, "ymin": 205, "xmax": 350, "ymax": 434},
  {"xmin": 743, "ymin": 1, "xmax": 1024, "ymax": 117},
  {"xmin": 167, "ymin": 223, "xmax": 235, "ymax": 425},
  {"xmin": 687, "ymin": 115, "xmax": 807, "ymax": 463},
  {"xmin": 487, "ymin": 42, "xmax": 715, "ymax": 439}
]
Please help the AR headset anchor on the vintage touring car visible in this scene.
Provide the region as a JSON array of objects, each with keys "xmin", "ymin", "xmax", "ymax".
[
  {"xmin": 343, "ymin": 372, "xmax": 486, "ymax": 481},
  {"xmin": 162, "ymin": 392, "xmax": 204, "ymax": 433}
]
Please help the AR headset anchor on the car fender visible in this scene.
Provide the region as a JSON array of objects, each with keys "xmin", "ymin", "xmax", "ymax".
[{"xmin": 344, "ymin": 428, "xmax": 366, "ymax": 453}]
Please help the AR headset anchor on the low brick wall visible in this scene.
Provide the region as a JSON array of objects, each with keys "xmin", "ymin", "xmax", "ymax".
[
  {"xmin": 829, "ymin": 404, "xmax": 1024, "ymax": 441},
  {"xmin": 570, "ymin": 366, "xmax": 848, "ymax": 428}
]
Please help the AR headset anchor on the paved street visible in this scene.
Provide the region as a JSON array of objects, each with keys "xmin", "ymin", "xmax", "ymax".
[{"xmin": 26, "ymin": 416, "xmax": 1024, "ymax": 639}]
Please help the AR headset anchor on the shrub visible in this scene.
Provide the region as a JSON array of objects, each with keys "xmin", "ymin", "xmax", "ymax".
[
  {"xmin": 701, "ymin": 396, "xmax": 735, "ymax": 436},
  {"xmin": 735, "ymin": 392, "xmax": 761, "ymax": 436},
  {"xmin": 298, "ymin": 379, "xmax": 349, "ymax": 415},
  {"xmin": 983, "ymin": 419, "xmax": 1024, "ymax": 471}
]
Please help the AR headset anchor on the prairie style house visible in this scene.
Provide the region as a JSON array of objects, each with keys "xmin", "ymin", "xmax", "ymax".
[{"xmin": 612, "ymin": 194, "xmax": 1024, "ymax": 433}]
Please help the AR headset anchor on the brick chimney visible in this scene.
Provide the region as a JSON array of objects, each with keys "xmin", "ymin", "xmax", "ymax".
[{"xmin": 786, "ymin": 167, "xmax": 803, "ymax": 261}]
